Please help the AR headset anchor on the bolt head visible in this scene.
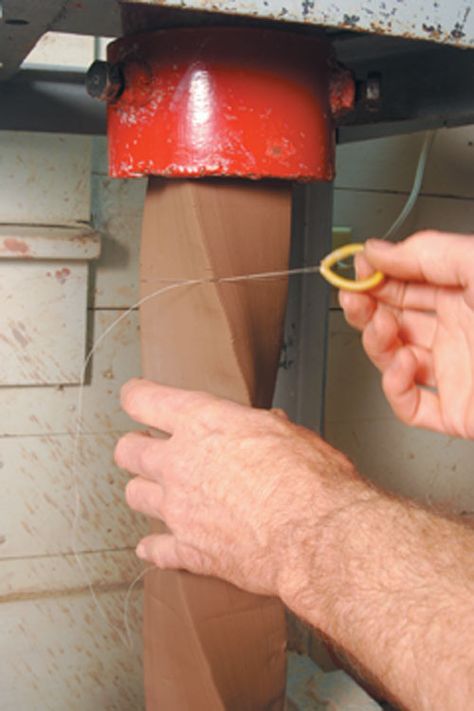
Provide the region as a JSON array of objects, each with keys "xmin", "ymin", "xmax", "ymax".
[{"xmin": 86, "ymin": 60, "xmax": 123, "ymax": 102}]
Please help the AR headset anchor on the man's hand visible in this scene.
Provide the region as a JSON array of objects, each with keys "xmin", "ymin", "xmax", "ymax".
[
  {"xmin": 114, "ymin": 379, "xmax": 362, "ymax": 601},
  {"xmin": 115, "ymin": 380, "xmax": 474, "ymax": 710},
  {"xmin": 339, "ymin": 231, "xmax": 474, "ymax": 438}
]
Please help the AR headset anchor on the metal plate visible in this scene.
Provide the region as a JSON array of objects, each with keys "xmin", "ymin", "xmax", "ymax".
[
  {"xmin": 1, "ymin": 0, "xmax": 474, "ymax": 87},
  {"xmin": 117, "ymin": 0, "xmax": 474, "ymax": 48},
  {"xmin": 0, "ymin": 0, "xmax": 68, "ymax": 80}
]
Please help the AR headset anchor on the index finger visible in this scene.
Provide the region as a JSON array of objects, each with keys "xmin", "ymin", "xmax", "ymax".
[
  {"xmin": 365, "ymin": 231, "xmax": 474, "ymax": 290},
  {"xmin": 355, "ymin": 251, "xmax": 438, "ymax": 311},
  {"xmin": 120, "ymin": 378, "xmax": 211, "ymax": 433}
]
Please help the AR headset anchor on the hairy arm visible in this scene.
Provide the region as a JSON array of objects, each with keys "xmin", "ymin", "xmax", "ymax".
[
  {"xmin": 115, "ymin": 379, "xmax": 474, "ymax": 711},
  {"xmin": 286, "ymin": 482, "xmax": 474, "ymax": 710}
]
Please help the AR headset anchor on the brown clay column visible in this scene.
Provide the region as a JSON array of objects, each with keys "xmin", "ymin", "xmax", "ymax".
[{"xmin": 140, "ymin": 177, "xmax": 291, "ymax": 709}]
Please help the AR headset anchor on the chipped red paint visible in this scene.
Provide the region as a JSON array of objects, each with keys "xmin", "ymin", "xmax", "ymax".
[
  {"xmin": 4, "ymin": 238, "xmax": 29, "ymax": 254},
  {"xmin": 107, "ymin": 28, "xmax": 348, "ymax": 181}
]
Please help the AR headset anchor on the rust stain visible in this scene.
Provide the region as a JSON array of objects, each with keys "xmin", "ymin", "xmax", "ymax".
[
  {"xmin": 55, "ymin": 267, "xmax": 71, "ymax": 284},
  {"xmin": 422, "ymin": 22, "xmax": 443, "ymax": 41},
  {"xmin": 4, "ymin": 238, "xmax": 29, "ymax": 254},
  {"xmin": 71, "ymin": 231, "xmax": 97, "ymax": 246},
  {"xmin": 10, "ymin": 323, "xmax": 29, "ymax": 348}
]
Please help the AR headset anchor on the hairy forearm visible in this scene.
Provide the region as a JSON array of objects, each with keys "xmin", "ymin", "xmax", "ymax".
[
  {"xmin": 118, "ymin": 379, "xmax": 474, "ymax": 707},
  {"xmin": 282, "ymin": 475, "xmax": 474, "ymax": 710}
]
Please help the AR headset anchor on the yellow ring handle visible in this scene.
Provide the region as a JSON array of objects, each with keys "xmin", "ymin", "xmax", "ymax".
[{"xmin": 320, "ymin": 243, "xmax": 384, "ymax": 292}]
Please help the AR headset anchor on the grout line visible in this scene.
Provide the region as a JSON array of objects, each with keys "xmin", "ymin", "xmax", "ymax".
[
  {"xmin": 93, "ymin": 306, "xmax": 341, "ymax": 313},
  {"xmin": 335, "ymin": 186, "xmax": 474, "ymax": 202},
  {"xmin": 0, "ymin": 430, "xmax": 128, "ymax": 440},
  {"xmin": 88, "ymin": 306, "xmax": 139, "ymax": 312},
  {"xmin": 0, "ymin": 546, "xmax": 136, "ymax": 564},
  {"xmin": 325, "ymin": 416, "xmax": 399, "ymax": 425}
]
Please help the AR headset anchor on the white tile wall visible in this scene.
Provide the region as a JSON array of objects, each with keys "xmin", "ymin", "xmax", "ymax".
[
  {"xmin": 0, "ymin": 310, "xmax": 140, "ymax": 436},
  {"xmin": 91, "ymin": 174, "xmax": 147, "ymax": 308},
  {"xmin": 0, "ymin": 132, "xmax": 91, "ymax": 225},
  {"xmin": 0, "ymin": 590, "xmax": 144, "ymax": 711},
  {"xmin": 333, "ymin": 190, "xmax": 474, "ymax": 243},
  {"xmin": 0, "ymin": 260, "xmax": 89, "ymax": 385},
  {"xmin": 336, "ymin": 126, "xmax": 474, "ymax": 198},
  {"xmin": 325, "ymin": 313, "xmax": 474, "ymax": 512},
  {"xmin": 2, "ymin": 433, "xmax": 146, "ymax": 558},
  {"xmin": 0, "ymin": 130, "xmax": 144, "ymax": 708}
]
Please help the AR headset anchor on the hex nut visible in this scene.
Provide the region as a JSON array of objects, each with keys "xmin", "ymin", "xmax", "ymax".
[{"xmin": 86, "ymin": 60, "xmax": 124, "ymax": 102}]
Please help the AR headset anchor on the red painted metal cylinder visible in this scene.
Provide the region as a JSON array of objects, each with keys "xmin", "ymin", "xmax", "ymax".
[{"xmin": 107, "ymin": 28, "xmax": 348, "ymax": 181}]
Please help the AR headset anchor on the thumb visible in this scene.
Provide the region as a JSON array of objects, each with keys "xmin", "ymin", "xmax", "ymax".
[{"xmin": 365, "ymin": 232, "xmax": 474, "ymax": 289}]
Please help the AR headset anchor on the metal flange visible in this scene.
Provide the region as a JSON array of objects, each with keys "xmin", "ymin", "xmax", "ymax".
[{"xmin": 101, "ymin": 28, "xmax": 354, "ymax": 181}]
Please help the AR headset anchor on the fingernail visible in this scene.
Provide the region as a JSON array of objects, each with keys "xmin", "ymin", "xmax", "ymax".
[
  {"xmin": 136, "ymin": 543, "xmax": 147, "ymax": 560},
  {"xmin": 366, "ymin": 239, "xmax": 394, "ymax": 250}
]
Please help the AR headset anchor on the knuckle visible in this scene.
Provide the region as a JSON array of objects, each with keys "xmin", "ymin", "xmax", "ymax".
[
  {"xmin": 182, "ymin": 545, "xmax": 211, "ymax": 574},
  {"xmin": 158, "ymin": 497, "xmax": 170, "ymax": 524},
  {"xmin": 382, "ymin": 371, "xmax": 401, "ymax": 408},
  {"xmin": 381, "ymin": 371, "xmax": 391, "ymax": 397},
  {"xmin": 347, "ymin": 312, "xmax": 362, "ymax": 330},
  {"xmin": 270, "ymin": 407, "xmax": 288, "ymax": 421},
  {"xmin": 250, "ymin": 408, "xmax": 271, "ymax": 428},
  {"xmin": 190, "ymin": 390, "xmax": 213, "ymax": 406},
  {"xmin": 161, "ymin": 495, "xmax": 182, "ymax": 529},
  {"xmin": 340, "ymin": 293, "xmax": 370, "ymax": 330},
  {"xmin": 394, "ymin": 282, "xmax": 407, "ymax": 309},
  {"xmin": 341, "ymin": 294, "xmax": 356, "ymax": 317},
  {"xmin": 120, "ymin": 379, "xmax": 135, "ymax": 404},
  {"xmin": 114, "ymin": 437, "xmax": 127, "ymax": 467},
  {"xmin": 183, "ymin": 390, "xmax": 214, "ymax": 414},
  {"xmin": 410, "ymin": 229, "xmax": 436, "ymax": 245},
  {"xmin": 139, "ymin": 446, "xmax": 156, "ymax": 475},
  {"xmin": 125, "ymin": 478, "xmax": 140, "ymax": 508},
  {"xmin": 121, "ymin": 388, "xmax": 140, "ymax": 417},
  {"xmin": 170, "ymin": 392, "xmax": 218, "ymax": 433},
  {"xmin": 411, "ymin": 229, "xmax": 430, "ymax": 242},
  {"xmin": 361, "ymin": 325, "xmax": 375, "ymax": 354},
  {"xmin": 191, "ymin": 401, "xmax": 227, "ymax": 433},
  {"xmin": 198, "ymin": 396, "xmax": 222, "ymax": 420},
  {"xmin": 409, "ymin": 230, "xmax": 442, "ymax": 255}
]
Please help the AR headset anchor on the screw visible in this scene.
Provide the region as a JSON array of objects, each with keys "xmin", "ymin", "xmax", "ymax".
[
  {"xmin": 86, "ymin": 60, "xmax": 124, "ymax": 102},
  {"xmin": 365, "ymin": 72, "xmax": 381, "ymax": 103}
]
